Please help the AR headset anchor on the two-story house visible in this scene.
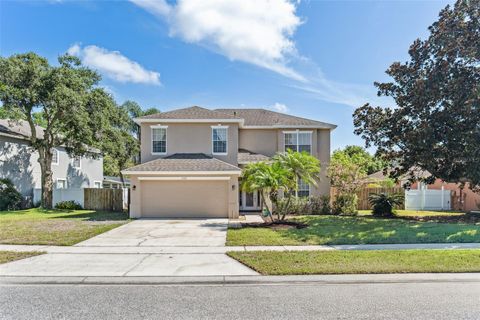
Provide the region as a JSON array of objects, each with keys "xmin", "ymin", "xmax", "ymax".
[
  {"xmin": 123, "ymin": 106, "xmax": 336, "ymax": 219},
  {"xmin": 0, "ymin": 119, "xmax": 104, "ymax": 202}
]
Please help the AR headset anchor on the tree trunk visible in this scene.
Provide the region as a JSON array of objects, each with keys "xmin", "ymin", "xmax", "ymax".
[
  {"xmin": 261, "ymin": 190, "xmax": 274, "ymax": 222},
  {"xmin": 38, "ymin": 148, "xmax": 54, "ymax": 209},
  {"xmin": 119, "ymin": 171, "xmax": 126, "ymax": 188}
]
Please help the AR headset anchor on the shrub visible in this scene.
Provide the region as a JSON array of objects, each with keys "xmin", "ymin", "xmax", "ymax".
[
  {"xmin": 0, "ymin": 178, "xmax": 22, "ymax": 211},
  {"xmin": 55, "ymin": 200, "xmax": 83, "ymax": 210},
  {"xmin": 369, "ymin": 192, "xmax": 404, "ymax": 218},
  {"xmin": 276, "ymin": 197, "xmax": 309, "ymax": 216},
  {"xmin": 332, "ymin": 194, "xmax": 358, "ymax": 215},
  {"xmin": 308, "ymin": 195, "xmax": 331, "ymax": 215}
]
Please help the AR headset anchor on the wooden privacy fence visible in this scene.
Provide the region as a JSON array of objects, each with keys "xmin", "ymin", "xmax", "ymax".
[
  {"xmin": 331, "ymin": 187, "xmax": 405, "ymax": 210},
  {"xmin": 84, "ymin": 188, "xmax": 125, "ymax": 212}
]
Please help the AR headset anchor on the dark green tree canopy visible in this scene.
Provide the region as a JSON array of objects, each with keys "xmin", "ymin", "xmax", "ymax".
[
  {"xmin": 353, "ymin": 0, "xmax": 480, "ymax": 189},
  {"xmin": 0, "ymin": 52, "xmax": 128, "ymax": 207}
]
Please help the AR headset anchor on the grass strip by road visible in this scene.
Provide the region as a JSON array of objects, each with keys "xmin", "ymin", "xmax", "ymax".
[
  {"xmin": 227, "ymin": 215, "xmax": 480, "ymax": 246},
  {"xmin": 0, "ymin": 251, "xmax": 44, "ymax": 265},
  {"xmin": 0, "ymin": 208, "xmax": 129, "ymax": 246},
  {"xmin": 228, "ymin": 249, "xmax": 480, "ymax": 275}
]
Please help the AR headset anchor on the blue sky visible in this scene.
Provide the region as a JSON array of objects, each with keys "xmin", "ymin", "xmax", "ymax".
[{"xmin": 0, "ymin": 0, "xmax": 452, "ymax": 151}]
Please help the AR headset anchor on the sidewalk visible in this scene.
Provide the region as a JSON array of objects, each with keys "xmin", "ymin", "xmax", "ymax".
[{"xmin": 2, "ymin": 242, "xmax": 480, "ymax": 254}]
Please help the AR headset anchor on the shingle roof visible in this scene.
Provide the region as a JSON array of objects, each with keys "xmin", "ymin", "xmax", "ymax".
[
  {"xmin": 215, "ymin": 108, "xmax": 336, "ymax": 128},
  {"xmin": 237, "ymin": 149, "xmax": 270, "ymax": 164},
  {"xmin": 135, "ymin": 106, "xmax": 336, "ymax": 129},
  {"xmin": 0, "ymin": 119, "xmax": 44, "ymax": 139},
  {"xmin": 122, "ymin": 153, "xmax": 241, "ymax": 173},
  {"xmin": 137, "ymin": 106, "xmax": 239, "ymax": 120}
]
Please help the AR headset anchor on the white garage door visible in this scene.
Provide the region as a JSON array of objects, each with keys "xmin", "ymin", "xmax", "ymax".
[{"xmin": 140, "ymin": 180, "xmax": 229, "ymax": 218}]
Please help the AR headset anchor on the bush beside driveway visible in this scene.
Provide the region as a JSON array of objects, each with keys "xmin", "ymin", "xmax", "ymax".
[
  {"xmin": 0, "ymin": 208, "xmax": 129, "ymax": 246},
  {"xmin": 227, "ymin": 214, "xmax": 480, "ymax": 246}
]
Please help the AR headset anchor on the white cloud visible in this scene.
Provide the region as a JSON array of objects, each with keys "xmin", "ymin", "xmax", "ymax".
[
  {"xmin": 130, "ymin": 0, "xmax": 304, "ymax": 81},
  {"xmin": 130, "ymin": 0, "xmax": 392, "ymax": 108},
  {"xmin": 272, "ymin": 102, "xmax": 288, "ymax": 113},
  {"xmin": 67, "ymin": 44, "xmax": 161, "ymax": 85}
]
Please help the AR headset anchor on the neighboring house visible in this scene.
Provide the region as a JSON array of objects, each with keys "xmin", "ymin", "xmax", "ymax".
[
  {"xmin": 103, "ymin": 176, "xmax": 130, "ymax": 189},
  {"xmin": 0, "ymin": 119, "xmax": 103, "ymax": 201},
  {"xmin": 123, "ymin": 106, "xmax": 336, "ymax": 219},
  {"xmin": 367, "ymin": 169, "xmax": 480, "ymax": 212}
]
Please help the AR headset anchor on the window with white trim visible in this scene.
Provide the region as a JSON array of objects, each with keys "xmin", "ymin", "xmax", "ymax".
[
  {"xmin": 152, "ymin": 127, "xmax": 167, "ymax": 154},
  {"xmin": 94, "ymin": 181, "xmax": 102, "ymax": 188},
  {"xmin": 284, "ymin": 131, "xmax": 312, "ymax": 154},
  {"xmin": 72, "ymin": 156, "xmax": 81, "ymax": 169},
  {"xmin": 212, "ymin": 127, "xmax": 228, "ymax": 154},
  {"xmin": 56, "ymin": 179, "xmax": 67, "ymax": 189},
  {"xmin": 51, "ymin": 148, "xmax": 59, "ymax": 165},
  {"xmin": 298, "ymin": 179, "xmax": 310, "ymax": 197}
]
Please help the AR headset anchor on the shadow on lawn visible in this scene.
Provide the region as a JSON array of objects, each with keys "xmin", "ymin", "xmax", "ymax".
[
  {"xmin": 277, "ymin": 216, "xmax": 480, "ymax": 245},
  {"xmin": 52, "ymin": 211, "xmax": 129, "ymax": 221}
]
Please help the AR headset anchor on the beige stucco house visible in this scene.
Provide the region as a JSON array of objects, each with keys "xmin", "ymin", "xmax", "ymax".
[{"xmin": 123, "ymin": 106, "xmax": 336, "ymax": 219}]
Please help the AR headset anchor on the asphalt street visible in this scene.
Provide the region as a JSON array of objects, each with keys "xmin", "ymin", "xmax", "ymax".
[{"xmin": 1, "ymin": 281, "xmax": 480, "ymax": 319}]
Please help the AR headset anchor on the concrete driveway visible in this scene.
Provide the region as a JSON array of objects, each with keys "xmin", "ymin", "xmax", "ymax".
[
  {"xmin": 76, "ymin": 218, "xmax": 228, "ymax": 247},
  {"xmin": 0, "ymin": 218, "xmax": 258, "ymax": 277}
]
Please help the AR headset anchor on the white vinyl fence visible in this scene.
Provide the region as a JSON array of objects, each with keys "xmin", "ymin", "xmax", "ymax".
[
  {"xmin": 34, "ymin": 188, "xmax": 84, "ymax": 207},
  {"xmin": 405, "ymin": 189, "xmax": 451, "ymax": 211}
]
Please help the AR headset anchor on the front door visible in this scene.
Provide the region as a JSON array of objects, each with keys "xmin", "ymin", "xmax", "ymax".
[{"xmin": 240, "ymin": 191, "xmax": 261, "ymax": 211}]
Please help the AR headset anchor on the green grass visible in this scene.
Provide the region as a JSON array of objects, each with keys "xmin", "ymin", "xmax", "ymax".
[
  {"xmin": 228, "ymin": 249, "xmax": 480, "ymax": 275},
  {"xmin": 0, "ymin": 208, "xmax": 129, "ymax": 246},
  {"xmin": 358, "ymin": 209, "xmax": 465, "ymax": 217},
  {"xmin": 0, "ymin": 250, "xmax": 44, "ymax": 264},
  {"xmin": 227, "ymin": 215, "xmax": 480, "ymax": 246}
]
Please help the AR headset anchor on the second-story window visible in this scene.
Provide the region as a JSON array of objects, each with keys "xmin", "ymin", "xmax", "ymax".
[
  {"xmin": 72, "ymin": 156, "xmax": 81, "ymax": 169},
  {"xmin": 51, "ymin": 148, "xmax": 59, "ymax": 165},
  {"xmin": 284, "ymin": 131, "xmax": 312, "ymax": 154},
  {"xmin": 212, "ymin": 126, "xmax": 228, "ymax": 154},
  {"xmin": 152, "ymin": 127, "xmax": 167, "ymax": 154}
]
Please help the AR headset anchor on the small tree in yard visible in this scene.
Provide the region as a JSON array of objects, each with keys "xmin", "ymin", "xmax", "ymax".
[
  {"xmin": 273, "ymin": 149, "xmax": 320, "ymax": 197},
  {"xmin": 0, "ymin": 52, "xmax": 117, "ymax": 208},
  {"xmin": 241, "ymin": 151, "xmax": 321, "ymax": 221},
  {"xmin": 274, "ymin": 150, "xmax": 321, "ymax": 219},
  {"xmin": 328, "ymin": 151, "xmax": 367, "ymax": 215},
  {"xmin": 241, "ymin": 161, "xmax": 290, "ymax": 222}
]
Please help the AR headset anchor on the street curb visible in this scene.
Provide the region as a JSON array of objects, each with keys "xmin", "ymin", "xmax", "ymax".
[{"xmin": 2, "ymin": 273, "xmax": 480, "ymax": 285}]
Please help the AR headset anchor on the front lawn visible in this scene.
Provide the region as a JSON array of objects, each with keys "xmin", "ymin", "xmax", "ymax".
[
  {"xmin": 226, "ymin": 215, "xmax": 480, "ymax": 246},
  {"xmin": 228, "ymin": 249, "xmax": 480, "ymax": 275},
  {"xmin": 0, "ymin": 251, "xmax": 44, "ymax": 264},
  {"xmin": 0, "ymin": 208, "xmax": 129, "ymax": 246}
]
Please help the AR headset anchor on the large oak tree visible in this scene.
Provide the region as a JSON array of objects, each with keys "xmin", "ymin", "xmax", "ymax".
[
  {"xmin": 353, "ymin": 0, "xmax": 480, "ymax": 190},
  {"xmin": 0, "ymin": 53, "xmax": 117, "ymax": 208}
]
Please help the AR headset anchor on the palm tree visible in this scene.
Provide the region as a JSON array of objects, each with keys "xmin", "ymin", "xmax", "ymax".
[
  {"xmin": 241, "ymin": 161, "xmax": 290, "ymax": 221},
  {"xmin": 274, "ymin": 150, "xmax": 321, "ymax": 197}
]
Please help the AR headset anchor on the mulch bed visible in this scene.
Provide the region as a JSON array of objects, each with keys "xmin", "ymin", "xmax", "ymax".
[{"xmin": 241, "ymin": 220, "xmax": 309, "ymax": 230}]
